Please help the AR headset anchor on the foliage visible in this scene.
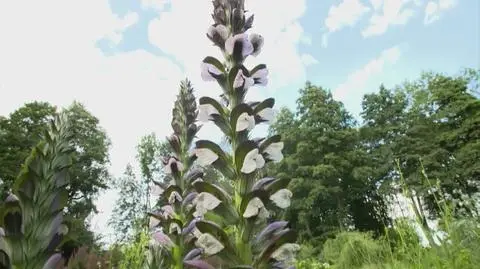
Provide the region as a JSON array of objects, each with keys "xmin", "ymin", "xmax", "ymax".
[
  {"xmin": 271, "ymin": 82, "xmax": 390, "ymax": 246},
  {"xmin": 108, "ymin": 164, "xmax": 145, "ymax": 243},
  {"xmin": 0, "ymin": 101, "xmax": 111, "ymax": 248},
  {"xmin": 0, "ymin": 113, "xmax": 74, "ymax": 269}
]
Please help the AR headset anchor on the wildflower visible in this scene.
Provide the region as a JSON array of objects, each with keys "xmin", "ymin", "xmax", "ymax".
[
  {"xmin": 194, "ymin": 148, "xmax": 219, "ymax": 166},
  {"xmin": 241, "ymin": 148, "xmax": 265, "ymax": 174},
  {"xmin": 270, "ymin": 189, "xmax": 292, "ymax": 209},
  {"xmin": 257, "ymin": 107, "xmax": 275, "ymax": 123},
  {"xmin": 251, "ymin": 66, "xmax": 268, "ymax": 86},
  {"xmin": 195, "ymin": 233, "xmax": 225, "ymax": 256},
  {"xmin": 233, "ymin": 69, "xmax": 255, "ymax": 90},
  {"xmin": 168, "ymin": 191, "xmax": 183, "ymax": 204},
  {"xmin": 207, "ymin": 24, "xmax": 229, "ymax": 47},
  {"xmin": 225, "ymin": 33, "xmax": 254, "ymax": 59},
  {"xmin": 153, "ymin": 231, "xmax": 175, "ymax": 248},
  {"xmin": 193, "ymin": 192, "xmax": 222, "ymax": 218},
  {"xmin": 250, "ymin": 33, "xmax": 264, "ymax": 56},
  {"xmin": 149, "ymin": 216, "xmax": 160, "ymax": 229},
  {"xmin": 264, "ymin": 142, "xmax": 284, "ymax": 163},
  {"xmin": 169, "ymin": 222, "xmax": 182, "ymax": 234},
  {"xmin": 201, "ymin": 62, "xmax": 223, "ymax": 81},
  {"xmin": 236, "ymin": 112, "xmax": 255, "ymax": 132},
  {"xmin": 243, "ymin": 197, "xmax": 269, "ymax": 218},
  {"xmin": 164, "ymin": 157, "xmax": 184, "ymax": 174},
  {"xmin": 198, "ymin": 103, "xmax": 220, "ymax": 122}
]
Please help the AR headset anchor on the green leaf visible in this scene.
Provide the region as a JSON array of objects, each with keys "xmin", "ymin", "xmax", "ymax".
[
  {"xmin": 192, "ymin": 181, "xmax": 231, "ymax": 203},
  {"xmin": 252, "ymin": 98, "xmax": 275, "ymax": 115},
  {"xmin": 264, "ymin": 178, "xmax": 292, "ymax": 195},
  {"xmin": 203, "ymin": 56, "xmax": 226, "ymax": 73}
]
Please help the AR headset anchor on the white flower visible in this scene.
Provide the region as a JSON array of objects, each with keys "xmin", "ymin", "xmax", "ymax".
[
  {"xmin": 194, "ymin": 148, "xmax": 219, "ymax": 166},
  {"xmin": 271, "ymin": 243, "xmax": 300, "ymax": 262},
  {"xmin": 251, "ymin": 67, "xmax": 268, "ymax": 86},
  {"xmin": 233, "ymin": 69, "xmax": 255, "ymax": 89},
  {"xmin": 195, "ymin": 233, "xmax": 225, "ymax": 256},
  {"xmin": 257, "ymin": 107, "xmax": 275, "ymax": 123},
  {"xmin": 153, "ymin": 231, "xmax": 175, "ymax": 248},
  {"xmin": 250, "ymin": 33, "xmax": 264, "ymax": 56},
  {"xmin": 225, "ymin": 33, "xmax": 254, "ymax": 58},
  {"xmin": 161, "ymin": 205, "xmax": 175, "ymax": 219},
  {"xmin": 241, "ymin": 148, "xmax": 265, "ymax": 174},
  {"xmin": 264, "ymin": 142, "xmax": 284, "ymax": 163},
  {"xmin": 270, "ymin": 189, "xmax": 293, "ymax": 209},
  {"xmin": 193, "ymin": 192, "xmax": 222, "ymax": 218},
  {"xmin": 207, "ymin": 24, "xmax": 229, "ymax": 41},
  {"xmin": 198, "ymin": 103, "xmax": 220, "ymax": 122},
  {"xmin": 164, "ymin": 158, "xmax": 184, "ymax": 174},
  {"xmin": 151, "ymin": 185, "xmax": 164, "ymax": 196},
  {"xmin": 168, "ymin": 191, "xmax": 183, "ymax": 204},
  {"xmin": 236, "ymin": 112, "xmax": 255, "ymax": 132},
  {"xmin": 149, "ymin": 216, "xmax": 160, "ymax": 229},
  {"xmin": 201, "ymin": 62, "xmax": 223, "ymax": 81},
  {"xmin": 243, "ymin": 197, "xmax": 269, "ymax": 218},
  {"xmin": 169, "ymin": 222, "xmax": 181, "ymax": 234}
]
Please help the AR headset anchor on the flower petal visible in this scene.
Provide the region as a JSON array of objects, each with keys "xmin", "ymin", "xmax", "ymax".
[
  {"xmin": 257, "ymin": 107, "xmax": 275, "ymax": 122},
  {"xmin": 195, "ymin": 233, "xmax": 225, "ymax": 256},
  {"xmin": 198, "ymin": 104, "xmax": 220, "ymax": 122},
  {"xmin": 270, "ymin": 189, "xmax": 293, "ymax": 209},
  {"xmin": 236, "ymin": 112, "xmax": 255, "ymax": 132},
  {"xmin": 194, "ymin": 148, "xmax": 219, "ymax": 166},
  {"xmin": 243, "ymin": 197, "xmax": 266, "ymax": 218},
  {"xmin": 149, "ymin": 216, "xmax": 160, "ymax": 229},
  {"xmin": 265, "ymin": 142, "xmax": 284, "ymax": 163},
  {"xmin": 225, "ymin": 34, "xmax": 254, "ymax": 57},
  {"xmin": 201, "ymin": 62, "xmax": 223, "ymax": 81},
  {"xmin": 193, "ymin": 192, "xmax": 222, "ymax": 218},
  {"xmin": 250, "ymin": 33, "xmax": 264, "ymax": 56},
  {"xmin": 241, "ymin": 148, "xmax": 260, "ymax": 173},
  {"xmin": 153, "ymin": 231, "xmax": 175, "ymax": 248}
]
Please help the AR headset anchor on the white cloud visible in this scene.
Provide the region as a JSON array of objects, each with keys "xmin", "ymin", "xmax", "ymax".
[
  {"xmin": 362, "ymin": 0, "xmax": 419, "ymax": 38},
  {"xmin": 301, "ymin": 54, "xmax": 319, "ymax": 66},
  {"xmin": 424, "ymin": 0, "xmax": 457, "ymax": 25},
  {"xmin": 141, "ymin": 0, "xmax": 170, "ymax": 11},
  {"xmin": 0, "ymin": 0, "xmax": 309, "ymax": 244},
  {"xmin": 325, "ymin": 0, "xmax": 371, "ymax": 32},
  {"xmin": 0, "ymin": 0, "xmax": 183, "ymax": 243},
  {"xmin": 333, "ymin": 46, "xmax": 401, "ymax": 100},
  {"xmin": 322, "ymin": 0, "xmax": 370, "ymax": 47}
]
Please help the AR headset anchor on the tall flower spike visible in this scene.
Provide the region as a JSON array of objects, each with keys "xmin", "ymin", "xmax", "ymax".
[
  {"xmin": 191, "ymin": 0, "xmax": 297, "ymax": 268},
  {"xmin": 148, "ymin": 79, "xmax": 207, "ymax": 268},
  {"xmin": 0, "ymin": 114, "xmax": 74, "ymax": 269}
]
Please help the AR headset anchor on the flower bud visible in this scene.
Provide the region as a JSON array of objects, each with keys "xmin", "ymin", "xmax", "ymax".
[
  {"xmin": 207, "ymin": 24, "xmax": 229, "ymax": 48},
  {"xmin": 250, "ymin": 33, "xmax": 264, "ymax": 57},
  {"xmin": 231, "ymin": 8, "xmax": 245, "ymax": 34}
]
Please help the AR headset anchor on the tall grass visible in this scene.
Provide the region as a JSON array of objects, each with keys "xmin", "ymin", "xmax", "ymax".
[{"xmin": 296, "ymin": 161, "xmax": 480, "ymax": 269}]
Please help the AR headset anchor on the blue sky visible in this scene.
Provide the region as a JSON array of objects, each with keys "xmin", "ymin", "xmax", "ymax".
[{"xmin": 0, "ymin": 0, "xmax": 478, "ymax": 243}]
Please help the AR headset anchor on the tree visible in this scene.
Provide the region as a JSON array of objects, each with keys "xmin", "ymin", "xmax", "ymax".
[
  {"xmin": 271, "ymin": 82, "xmax": 390, "ymax": 246},
  {"xmin": 108, "ymin": 164, "xmax": 144, "ymax": 243},
  {"xmin": 0, "ymin": 101, "xmax": 111, "ymax": 247}
]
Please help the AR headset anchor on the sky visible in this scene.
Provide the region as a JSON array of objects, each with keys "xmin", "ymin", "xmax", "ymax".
[{"xmin": 0, "ymin": 0, "xmax": 478, "ymax": 244}]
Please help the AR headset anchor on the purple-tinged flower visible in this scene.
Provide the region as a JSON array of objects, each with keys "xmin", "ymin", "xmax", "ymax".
[
  {"xmin": 233, "ymin": 69, "xmax": 255, "ymax": 90},
  {"xmin": 225, "ymin": 34, "xmax": 254, "ymax": 59},
  {"xmin": 153, "ymin": 231, "xmax": 175, "ymax": 248},
  {"xmin": 251, "ymin": 66, "xmax": 268, "ymax": 86},
  {"xmin": 164, "ymin": 157, "xmax": 184, "ymax": 174},
  {"xmin": 201, "ymin": 62, "xmax": 223, "ymax": 81},
  {"xmin": 250, "ymin": 33, "xmax": 264, "ymax": 56}
]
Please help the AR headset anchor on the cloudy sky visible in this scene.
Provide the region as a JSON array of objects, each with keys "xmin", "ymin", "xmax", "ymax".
[{"xmin": 0, "ymin": 0, "xmax": 478, "ymax": 243}]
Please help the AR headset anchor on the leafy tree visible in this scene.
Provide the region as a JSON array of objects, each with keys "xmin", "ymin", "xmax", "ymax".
[
  {"xmin": 0, "ymin": 101, "xmax": 111, "ymax": 248},
  {"xmin": 108, "ymin": 164, "xmax": 144, "ymax": 243},
  {"xmin": 271, "ymin": 82, "xmax": 390, "ymax": 246}
]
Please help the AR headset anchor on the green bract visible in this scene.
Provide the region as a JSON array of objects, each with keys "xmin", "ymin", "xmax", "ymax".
[{"xmin": 0, "ymin": 114, "xmax": 74, "ymax": 269}]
